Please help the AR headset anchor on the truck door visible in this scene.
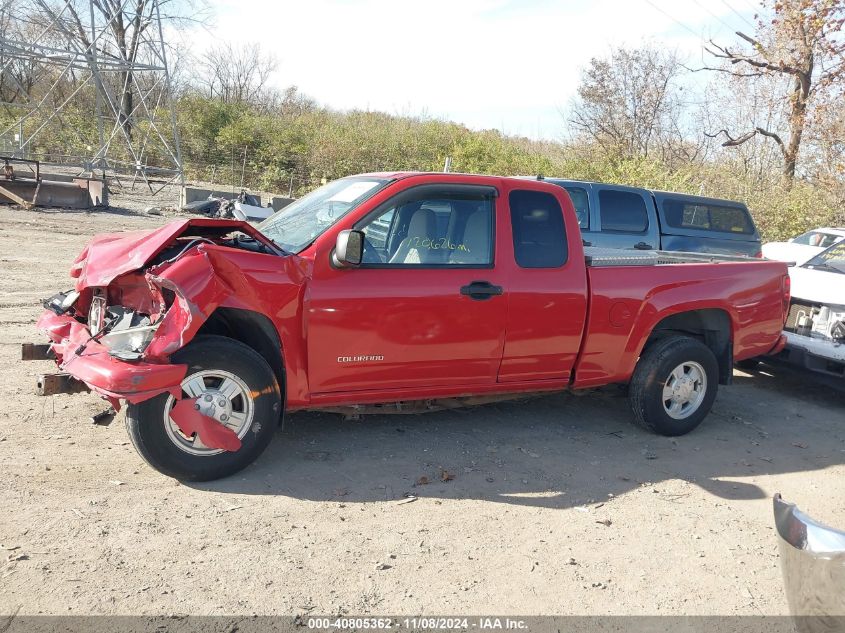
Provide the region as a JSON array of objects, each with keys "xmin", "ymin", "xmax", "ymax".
[
  {"xmin": 592, "ymin": 185, "xmax": 659, "ymax": 251},
  {"xmin": 306, "ymin": 183, "xmax": 508, "ymax": 394},
  {"xmin": 497, "ymin": 187, "xmax": 588, "ymax": 382}
]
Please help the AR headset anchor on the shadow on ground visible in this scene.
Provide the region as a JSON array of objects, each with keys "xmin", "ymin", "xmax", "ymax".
[{"xmin": 189, "ymin": 360, "xmax": 845, "ymax": 509}]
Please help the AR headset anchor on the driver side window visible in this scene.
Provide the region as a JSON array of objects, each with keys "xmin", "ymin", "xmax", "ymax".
[{"xmin": 358, "ymin": 188, "xmax": 494, "ymax": 267}]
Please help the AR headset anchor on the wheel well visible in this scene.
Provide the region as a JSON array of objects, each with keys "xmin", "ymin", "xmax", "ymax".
[
  {"xmin": 646, "ymin": 309, "xmax": 733, "ymax": 385},
  {"xmin": 195, "ymin": 307, "xmax": 285, "ymax": 395}
]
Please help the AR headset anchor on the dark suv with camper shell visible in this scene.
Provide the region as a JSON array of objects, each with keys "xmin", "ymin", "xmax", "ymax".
[{"xmin": 540, "ymin": 179, "xmax": 761, "ymax": 257}]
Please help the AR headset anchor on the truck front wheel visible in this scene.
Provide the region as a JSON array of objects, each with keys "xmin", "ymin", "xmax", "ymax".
[
  {"xmin": 126, "ymin": 335, "xmax": 281, "ymax": 481},
  {"xmin": 628, "ymin": 336, "xmax": 718, "ymax": 436}
]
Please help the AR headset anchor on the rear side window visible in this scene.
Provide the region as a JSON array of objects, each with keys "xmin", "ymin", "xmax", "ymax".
[
  {"xmin": 509, "ymin": 190, "xmax": 567, "ymax": 268},
  {"xmin": 661, "ymin": 199, "xmax": 754, "ymax": 235},
  {"xmin": 563, "ymin": 186, "xmax": 590, "ymax": 229},
  {"xmin": 599, "ymin": 190, "xmax": 648, "ymax": 232}
]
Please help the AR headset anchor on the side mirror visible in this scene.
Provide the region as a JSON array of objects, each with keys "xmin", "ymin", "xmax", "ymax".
[{"xmin": 333, "ymin": 229, "xmax": 364, "ymax": 268}]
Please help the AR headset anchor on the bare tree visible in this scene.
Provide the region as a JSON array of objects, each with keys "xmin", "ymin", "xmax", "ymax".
[
  {"xmin": 705, "ymin": 0, "xmax": 845, "ymax": 183},
  {"xmin": 802, "ymin": 84, "xmax": 845, "ymax": 185},
  {"xmin": 700, "ymin": 71, "xmax": 790, "ymax": 184},
  {"xmin": 0, "ymin": 12, "xmax": 44, "ymax": 107},
  {"xmin": 568, "ymin": 45, "xmax": 690, "ymax": 163},
  {"xmin": 198, "ymin": 42, "xmax": 277, "ymax": 105},
  {"xmin": 276, "ymin": 85, "xmax": 317, "ymax": 118}
]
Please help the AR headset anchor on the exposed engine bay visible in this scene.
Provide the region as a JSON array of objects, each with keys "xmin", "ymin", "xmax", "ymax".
[{"xmin": 784, "ymin": 299, "xmax": 845, "ymax": 343}]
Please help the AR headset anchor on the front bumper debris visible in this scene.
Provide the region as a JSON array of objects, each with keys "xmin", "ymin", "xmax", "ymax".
[
  {"xmin": 31, "ymin": 309, "xmax": 187, "ymax": 408},
  {"xmin": 785, "ymin": 331, "xmax": 845, "ymax": 360},
  {"xmin": 21, "ymin": 342, "xmax": 55, "ymax": 361},
  {"xmin": 774, "ymin": 494, "xmax": 845, "ymax": 628},
  {"xmin": 29, "ymin": 309, "xmax": 241, "ymax": 451},
  {"xmin": 781, "ymin": 331, "xmax": 845, "ymax": 378},
  {"xmin": 37, "ymin": 372, "xmax": 90, "ymax": 396}
]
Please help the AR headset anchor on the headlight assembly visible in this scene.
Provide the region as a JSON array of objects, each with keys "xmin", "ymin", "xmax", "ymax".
[{"xmin": 100, "ymin": 323, "xmax": 159, "ymax": 360}]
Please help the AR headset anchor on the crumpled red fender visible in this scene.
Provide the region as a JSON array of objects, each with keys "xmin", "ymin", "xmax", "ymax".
[
  {"xmin": 143, "ymin": 245, "xmax": 234, "ymax": 359},
  {"xmin": 138, "ymin": 245, "xmax": 243, "ymax": 451}
]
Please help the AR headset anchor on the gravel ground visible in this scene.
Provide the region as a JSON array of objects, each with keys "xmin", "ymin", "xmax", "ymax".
[{"xmin": 0, "ymin": 200, "xmax": 843, "ymax": 617}]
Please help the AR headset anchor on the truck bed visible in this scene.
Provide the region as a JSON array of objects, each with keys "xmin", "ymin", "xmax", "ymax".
[{"xmin": 576, "ymin": 251, "xmax": 788, "ymax": 388}]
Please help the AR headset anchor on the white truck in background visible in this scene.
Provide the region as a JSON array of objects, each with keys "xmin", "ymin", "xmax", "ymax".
[{"xmin": 779, "ymin": 240, "xmax": 845, "ymax": 379}]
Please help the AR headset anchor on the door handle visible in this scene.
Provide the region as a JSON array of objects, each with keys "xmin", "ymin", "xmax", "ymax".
[
  {"xmin": 634, "ymin": 241, "xmax": 653, "ymax": 250},
  {"xmin": 460, "ymin": 281, "xmax": 503, "ymax": 300}
]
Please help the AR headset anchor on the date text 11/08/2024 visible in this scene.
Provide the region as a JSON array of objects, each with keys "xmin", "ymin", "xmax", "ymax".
[{"xmin": 306, "ymin": 617, "xmax": 528, "ymax": 630}]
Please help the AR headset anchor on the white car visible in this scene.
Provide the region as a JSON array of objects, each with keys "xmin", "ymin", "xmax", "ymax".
[
  {"xmin": 763, "ymin": 227, "xmax": 845, "ymax": 265},
  {"xmin": 781, "ymin": 241, "xmax": 845, "ymax": 378}
]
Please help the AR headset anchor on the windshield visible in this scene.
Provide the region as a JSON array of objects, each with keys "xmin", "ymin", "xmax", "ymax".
[
  {"xmin": 803, "ymin": 242, "xmax": 845, "ymax": 274},
  {"xmin": 792, "ymin": 230, "xmax": 843, "ymax": 248},
  {"xmin": 258, "ymin": 176, "xmax": 391, "ymax": 253}
]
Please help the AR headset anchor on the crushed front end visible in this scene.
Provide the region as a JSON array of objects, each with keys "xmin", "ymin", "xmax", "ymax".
[
  {"xmin": 24, "ymin": 218, "xmax": 282, "ymax": 439},
  {"xmin": 782, "ymin": 299, "xmax": 845, "ymax": 378},
  {"xmin": 36, "ymin": 284, "xmax": 187, "ymax": 409}
]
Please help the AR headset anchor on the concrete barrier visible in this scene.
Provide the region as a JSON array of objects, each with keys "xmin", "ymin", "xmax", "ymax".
[
  {"xmin": 0, "ymin": 175, "xmax": 107, "ymax": 209},
  {"xmin": 180, "ymin": 186, "xmax": 259, "ymax": 207},
  {"xmin": 270, "ymin": 196, "xmax": 294, "ymax": 211},
  {"xmin": 181, "ymin": 186, "xmax": 296, "ymax": 211}
]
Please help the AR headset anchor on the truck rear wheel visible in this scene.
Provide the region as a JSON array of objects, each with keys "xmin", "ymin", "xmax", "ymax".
[
  {"xmin": 126, "ymin": 335, "xmax": 281, "ymax": 481},
  {"xmin": 628, "ymin": 336, "xmax": 718, "ymax": 436}
]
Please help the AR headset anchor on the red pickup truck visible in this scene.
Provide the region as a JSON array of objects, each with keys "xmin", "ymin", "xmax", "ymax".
[{"xmin": 27, "ymin": 172, "xmax": 789, "ymax": 480}]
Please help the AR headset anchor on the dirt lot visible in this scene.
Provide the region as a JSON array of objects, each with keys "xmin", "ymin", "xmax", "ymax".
[{"xmin": 1, "ymin": 202, "xmax": 844, "ymax": 617}]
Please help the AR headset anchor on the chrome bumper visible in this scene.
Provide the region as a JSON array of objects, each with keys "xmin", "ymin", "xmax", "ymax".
[
  {"xmin": 774, "ymin": 494, "xmax": 845, "ymax": 630},
  {"xmin": 784, "ymin": 331, "xmax": 845, "ymax": 363}
]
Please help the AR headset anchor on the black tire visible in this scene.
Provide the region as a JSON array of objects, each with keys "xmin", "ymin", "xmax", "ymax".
[
  {"xmin": 628, "ymin": 335, "xmax": 718, "ymax": 436},
  {"xmin": 126, "ymin": 335, "xmax": 281, "ymax": 481}
]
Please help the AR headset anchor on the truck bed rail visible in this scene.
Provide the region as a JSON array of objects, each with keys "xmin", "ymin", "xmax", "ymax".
[{"xmin": 584, "ymin": 247, "xmax": 755, "ymax": 267}]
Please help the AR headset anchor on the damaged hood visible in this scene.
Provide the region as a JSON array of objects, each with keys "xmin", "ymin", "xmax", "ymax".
[
  {"xmin": 70, "ymin": 218, "xmax": 273, "ymax": 289},
  {"xmin": 762, "ymin": 241, "xmax": 826, "ymax": 266},
  {"xmin": 788, "ymin": 265, "xmax": 845, "ymax": 306}
]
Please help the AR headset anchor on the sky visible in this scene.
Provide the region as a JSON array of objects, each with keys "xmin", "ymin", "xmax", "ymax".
[{"xmin": 190, "ymin": 0, "xmax": 761, "ymax": 141}]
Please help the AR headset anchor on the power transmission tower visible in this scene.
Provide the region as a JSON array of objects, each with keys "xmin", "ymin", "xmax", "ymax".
[{"xmin": 0, "ymin": 0, "xmax": 183, "ymax": 193}]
